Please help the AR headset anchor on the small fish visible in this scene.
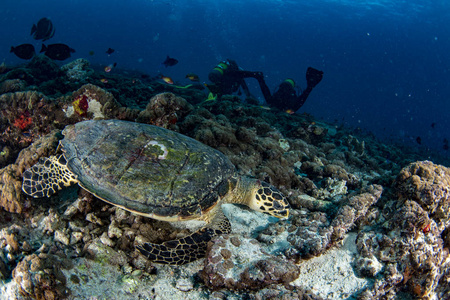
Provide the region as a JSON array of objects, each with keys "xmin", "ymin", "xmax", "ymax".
[
  {"xmin": 40, "ymin": 43, "xmax": 75, "ymax": 60},
  {"xmin": 416, "ymin": 136, "xmax": 422, "ymax": 145},
  {"xmin": 285, "ymin": 109, "xmax": 295, "ymax": 115},
  {"xmin": 204, "ymin": 92, "xmax": 217, "ymax": 102},
  {"xmin": 10, "ymin": 44, "xmax": 35, "ymax": 60},
  {"xmin": 104, "ymin": 62, "xmax": 117, "ymax": 73},
  {"xmin": 259, "ymin": 106, "xmax": 271, "ymax": 110},
  {"xmin": 100, "ymin": 78, "xmax": 108, "ymax": 83},
  {"xmin": 106, "ymin": 48, "xmax": 115, "ymax": 55},
  {"xmin": 185, "ymin": 73, "xmax": 199, "ymax": 81},
  {"xmin": 431, "ymin": 122, "xmax": 436, "ymax": 129},
  {"xmin": 160, "ymin": 75, "xmax": 173, "ymax": 84},
  {"xmin": 31, "ymin": 17, "xmax": 55, "ymax": 41},
  {"xmin": 89, "ymin": 50, "xmax": 95, "ymax": 56},
  {"xmin": 162, "ymin": 56, "xmax": 178, "ymax": 67}
]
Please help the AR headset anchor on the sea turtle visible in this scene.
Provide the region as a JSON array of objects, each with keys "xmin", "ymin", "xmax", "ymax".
[{"xmin": 22, "ymin": 119, "xmax": 290, "ymax": 265}]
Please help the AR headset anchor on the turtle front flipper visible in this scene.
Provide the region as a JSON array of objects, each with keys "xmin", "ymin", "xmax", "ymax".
[
  {"xmin": 137, "ymin": 210, "xmax": 232, "ymax": 265},
  {"xmin": 22, "ymin": 155, "xmax": 78, "ymax": 198}
]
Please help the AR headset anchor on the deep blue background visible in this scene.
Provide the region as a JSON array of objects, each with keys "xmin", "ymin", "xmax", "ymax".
[{"xmin": 1, "ymin": 0, "xmax": 449, "ymax": 155}]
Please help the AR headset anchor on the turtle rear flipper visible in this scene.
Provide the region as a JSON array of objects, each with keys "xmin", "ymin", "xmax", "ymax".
[
  {"xmin": 22, "ymin": 155, "xmax": 78, "ymax": 198},
  {"xmin": 137, "ymin": 210, "xmax": 231, "ymax": 265}
]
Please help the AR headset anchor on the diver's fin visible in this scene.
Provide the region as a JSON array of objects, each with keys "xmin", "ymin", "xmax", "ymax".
[{"xmin": 306, "ymin": 67, "xmax": 324, "ymax": 88}]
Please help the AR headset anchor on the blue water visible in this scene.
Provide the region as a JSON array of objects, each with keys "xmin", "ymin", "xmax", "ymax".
[{"xmin": 2, "ymin": 0, "xmax": 449, "ymax": 154}]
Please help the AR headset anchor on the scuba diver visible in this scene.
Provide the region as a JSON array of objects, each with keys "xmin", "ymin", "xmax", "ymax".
[
  {"xmin": 256, "ymin": 67, "xmax": 324, "ymax": 112},
  {"xmin": 206, "ymin": 59, "xmax": 323, "ymax": 112},
  {"xmin": 206, "ymin": 59, "xmax": 262, "ymax": 98}
]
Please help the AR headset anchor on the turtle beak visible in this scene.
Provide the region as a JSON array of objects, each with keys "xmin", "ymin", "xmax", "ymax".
[
  {"xmin": 271, "ymin": 199, "xmax": 290, "ymax": 219},
  {"xmin": 274, "ymin": 209, "xmax": 289, "ymax": 220}
]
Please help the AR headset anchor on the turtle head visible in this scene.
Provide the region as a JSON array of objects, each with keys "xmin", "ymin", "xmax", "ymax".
[{"xmin": 249, "ymin": 180, "xmax": 290, "ymax": 219}]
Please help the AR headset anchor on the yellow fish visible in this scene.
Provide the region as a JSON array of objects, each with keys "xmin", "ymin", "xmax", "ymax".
[
  {"xmin": 160, "ymin": 75, "xmax": 173, "ymax": 84},
  {"xmin": 285, "ymin": 109, "xmax": 295, "ymax": 115},
  {"xmin": 185, "ymin": 73, "xmax": 200, "ymax": 82},
  {"xmin": 104, "ymin": 62, "xmax": 117, "ymax": 73}
]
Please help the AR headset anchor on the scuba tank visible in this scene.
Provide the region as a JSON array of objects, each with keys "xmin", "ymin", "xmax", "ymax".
[
  {"xmin": 273, "ymin": 78, "xmax": 297, "ymax": 101},
  {"xmin": 208, "ymin": 60, "xmax": 231, "ymax": 83}
]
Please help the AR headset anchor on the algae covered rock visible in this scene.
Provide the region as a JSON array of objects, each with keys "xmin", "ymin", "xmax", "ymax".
[
  {"xmin": 26, "ymin": 55, "xmax": 61, "ymax": 82},
  {"xmin": 286, "ymin": 184, "xmax": 382, "ymax": 259},
  {"xmin": 61, "ymin": 58, "xmax": 94, "ymax": 82},
  {"xmin": 0, "ymin": 164, "xmax": 24, "ymax": 213},
  {"xmin": 136, "ymin": 92, "xmax": 193, "ymax": 129},
  {"xmin": 331, "ymin": 184, "xmax": 382, "ymax": 240},
  {"xmin": 200, "ymin": 234, "xmax": 299, "ymax": 290},
  {"xmin": 12, "ymin": 253, "xmax": 68, "ymax": 299},
  {"xmin": 287, "ymin": 210, "xmax": 333, "ymax": 258},
  {"xmin": 0, "ymin": 79, "xmax": 26, "ymax": 94},
  {"xmin": 395, "ymin": 160, "xmax": 450, "ymax": 231},
  {"xmin": 355, "ymin": 161, "xmax": 450, "ymax": 299}
]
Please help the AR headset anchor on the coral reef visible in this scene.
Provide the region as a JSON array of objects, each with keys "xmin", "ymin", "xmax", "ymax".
[{"xmin": 0, "ymin": 58, "xmax": 449, "ymax": 299}]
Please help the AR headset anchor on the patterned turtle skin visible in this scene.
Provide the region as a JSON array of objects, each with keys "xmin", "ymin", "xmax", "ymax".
[{"xmin": 22, "ymin": 120, "xmax": 290, "ymax": 265}]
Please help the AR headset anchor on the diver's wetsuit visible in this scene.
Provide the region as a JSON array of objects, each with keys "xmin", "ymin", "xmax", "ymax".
[
  {"xmin": 256, "ymin": 67, "xmax": 323, "ymax": 112},
  {"xmin": 207, "ymin": 60, "xmax": 262, "ymax": 98}
]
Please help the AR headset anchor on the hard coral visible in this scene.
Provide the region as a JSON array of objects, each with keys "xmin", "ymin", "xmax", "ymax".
[
  {"xmin": 136, "ymin": 92, "xmax": 193, "ymax": 129},
  {"xmin": 0, "ymin": 164, "xmax": 24, "ymax": 213},
  {"xmin": 67, "ymin": 84, "xmax": 120, "ymax": 120}
]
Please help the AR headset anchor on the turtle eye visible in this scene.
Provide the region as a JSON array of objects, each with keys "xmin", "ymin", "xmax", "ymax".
[{"xmin": 273, "ymin": 200, "xmax": 284, "ymax": 210}]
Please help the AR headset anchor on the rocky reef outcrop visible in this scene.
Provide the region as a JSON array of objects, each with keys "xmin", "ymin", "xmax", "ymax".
[{"xmin": 355, "ymin": 161, "xmax": 450, "ymax": 299}]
